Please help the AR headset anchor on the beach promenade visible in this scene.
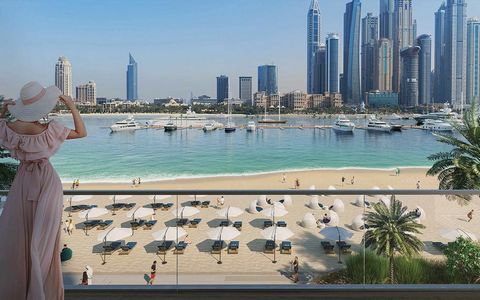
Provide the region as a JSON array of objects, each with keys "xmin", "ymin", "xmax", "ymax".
[{"xmin": 60, "ymin": 168, "xmax": 480, "ymax": 285}]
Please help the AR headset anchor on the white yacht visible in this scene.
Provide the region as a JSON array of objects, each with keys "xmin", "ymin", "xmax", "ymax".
[
  {"xmin": 110, "ymin": 116, "xmax": 142, "ymax": 132},
  {"xmin": 225, "ymin": 99, "xmax": 236, "ymax": 133},
  {"xmin": 367, "ymin": 119, "xmax": 392, "ymax": 132},
  {"xmin": 332, "ymin": 115, "xmax": 355, "ymax": 132},
  {"xmin": 246, "ymin": 121, "xmax": 256, "ymax": 132},
  {"xmin": 414, "ymin": 103, "xmax": 459, "ymax": 125},
  {"xmin": 202, "ymin": 121, "xmax": 217, "ymax": 132},
  {"xmin": 421, "ymin": 119, "xmax": 453, "ymax": 132}
]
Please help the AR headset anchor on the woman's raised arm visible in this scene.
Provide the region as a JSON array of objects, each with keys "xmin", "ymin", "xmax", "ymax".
[{"xmin": 59, "ymin": 95, "xmax": 87, "ymax": 139}]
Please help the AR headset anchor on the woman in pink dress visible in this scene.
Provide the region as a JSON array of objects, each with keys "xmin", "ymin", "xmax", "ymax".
[{"xmin": 0, "ymin": 81, "xmax": 87, "ymax": 300}]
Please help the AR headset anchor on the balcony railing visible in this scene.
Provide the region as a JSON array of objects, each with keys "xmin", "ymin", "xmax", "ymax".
[{"xmin": 1, "ymin": 189, "xmax": 479, "ymax": 299}]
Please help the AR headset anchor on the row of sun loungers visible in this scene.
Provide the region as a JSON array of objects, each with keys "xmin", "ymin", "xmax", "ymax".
[
  {"xmin": 190, "ymin": 201, "xmax": 210, "ymax": 208},
  {"xmin": 150, "ymin": 203, "xmax": 174, "ymax": 210},
  {"xmin": 321, "ymin": 241, "xmax": 352, "ymax": 254},
  {"xmin": 103, "ymin": 241, "xmax": 137, "ymax": 255},
  {"xmin": 130, "ymin": 220, "xmax": 158, "ymax": 230},
  {"xmin": 84, "ymin": 219, "xmax": 113, "ymax": 230},
  {"xmin": 264, "ymin": 240, "xmax": 292, "ymax": 254},
  {"xmin": 112, "ymin": 203, "xmax": 136, "ymax": 211},
  {"xmin": 263, "ymin": 220, "xmax": 287, "ymax": 228},
  {"xmin": 71, "ymin": 204, "xmax": 97, "ymax": 212}
]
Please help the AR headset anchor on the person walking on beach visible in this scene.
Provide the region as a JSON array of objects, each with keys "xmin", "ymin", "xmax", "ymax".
[
  {"xmin": 132, "ymin": 178, "xmax": 137, "ymax": 187},
  {"xmin": 295, "ymin": 178, "xmax": 300, "ymax": 189},
  {"xmin": 290, "ymin": 256, "xmax": 299, "ymax": 283},
  {"xmin": 68, "ymin": 218, "xmax": 74, "ymax": 235},
  {"xmin": 282, "ymin": 173, "xmax": 286, "ymax": 183},
  {"xmin": 416, "ymin": 181, "xmax": 421, "ymax": 189},
  {"xmin": 341, "ymin": 176, "xmax": 345, "ymax": 187},
  {"xmin": 467, "ymin": 210, "xmax": 474, "ymax": 222},
  {"xmin": 0, "ymin": 82, "xmax": 87, "ymax": 300},
  {"xmin": 85, "ymin": 266, "xmax": 93, "ymax": 285},
  {"xmin": 219, "ymin": 196, "xmax": 225, "ymax": 207},
  {"xmin": 138, "ymin": 177, "xmax": 141, "ymax": 185},
  {"xmin": 81, "ymin": 270, "xmax": 88, "ymax": 285},
  {"xmin": 75, "ymin": 179, "xmax": 80, "ymax": 189},
  {"xmin": 71, "ymin": 181, "xmax": 76, "ymax": 190},
  {"xmin": 149, "ymin": 261, "xmax": 157, "ymax": 285},
  {"xmin": 351, "ymin": 176, "xmax": 355, "ymax": 185}
]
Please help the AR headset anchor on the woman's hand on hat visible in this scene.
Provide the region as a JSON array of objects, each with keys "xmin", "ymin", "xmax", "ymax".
[
  {"xmin": 1, "ymin": 99, "xmax": 15, "ymax": 115},
  {"xmin": 58, "ymin": 95, "xmax": 75, "ymax": 109}
]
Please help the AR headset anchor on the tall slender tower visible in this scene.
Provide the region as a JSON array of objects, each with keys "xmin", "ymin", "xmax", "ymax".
[
  {"xmin": 400, "ymin": 46, "xmax": 420, "ymax": 107},
  {"xmin": 126, "ymin": 53, "xmax": 138, "ymax": 101},
  {"xmin": 392, "ymin": 0, "xmax": 414, "ymax": 93},
  {"xmin": 434, "ymin": 3, "xmax": 447, "ymax": 103},
  {"xmin": 467, "ymin": 18, "xmax": 480, "ymax": 104},
  {"xmin": 445, "ymin": 0, "xmax": 467, "ymax": 108},
  {"xmin": 55, "ymin": 56, "xmax": 72, "ymax": 97},
  {"xmin": 313, "ymin": 44, "xmax": 326, "ymax": 94},
  {"xmin": 417, "ymin": 34, "xmax": 432, "ymax": 105},
  {"xmin": 374, "ymin": 38, "xmax": 393, "ymax": 91},
  {"xmin": 380, "ymin": 0, "xmax": 394, "ymax": 40},
  {"xmin": 362, "ymin": 13, "xmax": 379, "ymax": 98},
  {"xmin": 343, "ymin": 0, "xmax": 362, "ymax": 105},
  {"xmin": 258, "ymin": 65, "xmax": 278, "ymax": 96},
  {"xmin": 326, "ymin": 34, "xmax": 340, "ymax": 93},
  {"xmin": 216, "ymin": 75, "xmax": 229, "ymax": 103},
  {"xmin": 307, "ymin": 0, "xmax": 321, "ymax": 94}
]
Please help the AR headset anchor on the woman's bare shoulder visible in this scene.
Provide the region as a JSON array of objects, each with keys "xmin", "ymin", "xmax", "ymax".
[{"xmin": 7, "ymin": 121, "xmax": 48, "ymax": 135}]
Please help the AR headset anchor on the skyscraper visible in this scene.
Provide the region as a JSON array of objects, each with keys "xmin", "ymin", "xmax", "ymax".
[
  {"xmin": 400, "ymin": 46, "xmax": 420, "ymax": 107},
  {"xmin": 239, "ymin": 77, "xmax": 253, "ymax": 104},
  {"xmin": 216, "ymin": 75, "xmax": 229, "ymax": 103},
  {"xmin": 343, "ymin": 0, "xmax": 362, "ymax": 105},
  {"xmin": 417, "ymin": 34, "xmax": 432, "ymax": 105},
  {"xmin": 445, "ymin": 0, "xmax": 467, "ymax": 108},
  {"xmin": 75, "ymin": 81, "xmax": 96, "ymax": 104},
  {"xmin": 326, "ymin": 34, "xmax": 340, "ymax": 93},
  {"xmin": 374, "ymin": 38, "xmax": 393, "ymax": 91},
  {"xmin": 258, "ymin": 65, "xmax": 278, "ymax": 96},
  {"xmin": 55, "ymin": 56, "xmax": 72, "ymax": 97},
  {"xmin": 126, "ymin": 53, "xmax": 138, "ymax": 101},
  {"xmin": 434, "ymin": 3, "xmax": 447, "ymax": 103},
  {"xmin": 393, "ymin": 0, "xmax": 414, "ymax": 93},
  {"xmin": 307, "ymin": 0, "xmax": 321, "ymax": 94},
  {"xmin": 467, "ymin": 18, "xmax": 480, "ymax": 104},
  {"xmin": 313, "ymin": 44, "xmax": 327, "ymax": 94},
  {"xmin": 362, "ymin": 13, "xmax": 379, "ymax": 98},
  {"xmin": 380, "ymin": 0, "xmax": 394, "ymax": 40}
]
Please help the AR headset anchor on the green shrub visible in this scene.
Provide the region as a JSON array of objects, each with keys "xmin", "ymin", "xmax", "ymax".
[
  {"xmin": 444, "ymin": 237, "xmax": 480, "ymax": 283},
  {"xmin": 345, "ymin": 251, "xmax": 388, "ymax": 284}
]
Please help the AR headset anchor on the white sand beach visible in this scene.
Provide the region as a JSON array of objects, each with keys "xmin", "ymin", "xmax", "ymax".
[{"xmin": 60, "ymin": 168, "xmax": 479, "ymax": 284}]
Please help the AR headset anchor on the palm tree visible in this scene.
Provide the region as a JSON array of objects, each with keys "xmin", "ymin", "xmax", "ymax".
[
  {"xmin": 363, "ymin": 196, "xmax": 425, "ymax": 283},
  {"xmin": 427, "ymin": 101, "xmax": 480, "ymax": 205}
]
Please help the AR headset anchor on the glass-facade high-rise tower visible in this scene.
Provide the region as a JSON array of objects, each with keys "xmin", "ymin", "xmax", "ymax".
[
  {"xmin": 467, "ymin": 18, "xmax": 480, "ymax": 104},
  {"xmin": 216, "ymin": 75, "xmax": 229, "ymax": 103},
  {"xmin": 55, "ymin": 56, "xmax": 72, "ymax": 97},
  {"xmin": 417, "ymin": 34, "xmax": 432, "ymax": 105},
  {"xmin": 434, "ymin": 3, "xmax": 447, "ymax": 103},
  {"xmin": 380, "ymin": 0, "xmax": 394, "ymax": 40},
  {"xmin": 374, "ymin": 38, "xmax": 393, "ymax": 91},
  {"xmin": 400, "ymin": 46, "xmax": 420, "ymax": 107},
  {"xmin": 126, "ymin": 53, "xmax": 138, "ymax": 101},
  {"xmin": 307, "ymin": 0, "xmax": 321, "ymax": 94},
  {"xmin": 313, "ymin": 44, "xmax": 327, "ymax": 94},
  {"xmin": 393, "ymin": 0, "xmax": 414, "ymax": 94},
  {"xmin": 343, "ymin": 0, "xmax": 361, "ymax": 105},
  {"xmin": 362, "ymin": 13, "xmax": 379, "ymax": 99},
  {"xmin": 326, "ymin": 34, "xmax": 339, "ymax": 93},
  {"xmin": 239, "ymin": 77, "xmax": 253, "ymax": 105},
  {"xmin": 258, "ymin": 65, "xmax": 278, "ymax": 96}
]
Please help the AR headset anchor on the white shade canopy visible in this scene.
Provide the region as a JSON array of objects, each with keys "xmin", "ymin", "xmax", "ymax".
[
  {"xmin": 261, "ymin": 225, "xmax": 294, "ymax": 241},
  {"xmin": 309, "ymin": 185, "xmax": 316, "ymax": 190},
  {"xmin": 67, "ymin": 195, "xmax": 92, "ymax": 202},
  {"xmin": 248, "ymin": 200, "xmax": 259, "ymax": 214},
  {"xmin": 301, "ymin": 213, "xmax": 317, "ymax": 229},
  {"xmin": 152, "ymin": 227, "xmax": 187, "ymax": 241},
  {"xmin": 439, "ymin": 228, "xmax": 477, "ymax": 241},
  {"xmin": 257, "ymin": 195, "xmax": 268, "ymax": 206},
  {"xmin": 262, "ymin": 205, "xmax": 288, "ymax": 219},
  {"xmin": 148, "ymin": 195, "xmax": 171, "ymax": 201},
  {"xmin": 320, "ymin": 226, "xmax": 354, "ymax": 241},
  {"xmin": 281, "ymin": 195, "xmax": 293, "ymax": 206},
  {"xmin": 217, "ymin": 206, "xmax": 243, "ymax": 219},
  {"xmin": 327, "ymin": 185, "xmax": 336, "ymax": 190},
  {"xmin": 127, "ymin": 207, "xmax": 155, "ymax": 219},
  {"xmin": 355, "ymin": 195, "xmax": 368, "ymax": 207},
  {"xmin": 110, "ymin": 195, "xmax": 132, "ymax": 201},
  {"xmin": 171, "ymin": 206, "xmax": 200, "ymax": 218},
  {"xmin": 351, "ymin": 215, "xmax": 365, "ymax": 232},
  {"xmin": 97, "ymin": 227, "xmax": 132, "ymax": 242},
  {"xmin": 387, "ymin": 185, "xmax": 394, "ymax": 190},
  {"xmin": 414, "ymin": 206, "xmax": 426, "ymax": 221},
  {"xmin": 308, "ymin": 196, "xmax": 321, "ymax": 210},
  {"xmin": 78, "ymin": 207, "xmax": 109, "ymax": 220},
  {"xmin": 331, "ymin": 199, "xmax": 345, "ymax": 213},
  {"xmin": 326, "ymin": 211, "xmax": 339, "ymax": 226},
  {"xmin": 208, "ymin": 226, "xmax": 240, "ymax": 241}
]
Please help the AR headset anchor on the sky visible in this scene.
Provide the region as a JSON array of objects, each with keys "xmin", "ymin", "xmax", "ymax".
[{"xmin": 1, "ymin": 0, "xmax": 480, "ymax": 101}]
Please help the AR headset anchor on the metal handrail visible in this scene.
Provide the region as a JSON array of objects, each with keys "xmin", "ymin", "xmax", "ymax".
[{"xmin": 1, "ymin": 189, "xmax": 479, "ymax": 196}]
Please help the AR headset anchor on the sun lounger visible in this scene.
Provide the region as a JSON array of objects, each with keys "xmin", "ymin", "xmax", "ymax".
[
  {"xmin": 336, "ymin": 241, "xmax": 352, "ymax": 253},
  {"xmin": 228, "ymin": 241, "xmax": 239, "ymax": 254},
  {"xmin": 212, "ymin": 240, "xmax": 224, "ymax": 254},
  {"xmin": 264, "ymin": 220, "xmax": 273, "ymax": 228},
  {"xmin": 157, "ymin": 241, "xmax": 174, "ymax": 254},
  {"xmin": 83, "ymin": 220, "xmax": 101, "ymax": 230},
  {"xmin": 119, "ymin": 242, "xmax": 137, "ymax": 255},
  {"xmin": 123, "ymin": 203, "xmax": 136, "ymax": 210},
  {"xmin": 201, "ymin": 201, "xmax": 210, "ymax": 208},
  {"xmin": 264, "ymin": 240, "xmax": 276, "ymax": 253},
  {"xmin": 176, "ymin": 218, "xmax": 189, "ymax": 227},
  {"xmin": 151, "ymin": 203, "xmax": 164, "ymax": 209},
  {"xmin": 321, "ymin": 241, "xmax": 335, "ymax": 254},
  {"xmin": 280, "ymin": 241, "xmax": 292, "ymax": 254},
  {"xmin": 130, "ymin": 219, "xmax": 145, "ymax": 230},
  {"xmin": 96, "ymin": 220, "xmax": 113, "ymax": 230},
  {"xmin": 220, "ymin": 220, "xmax": 229, "ymax": 227},
  {"xmin": 432, "ymin": 242, "xmax": 447, "ymax": 251},
  {"xmin": 189, "ymin": 218, "xmax": 202, "ymax": 228},
  {"xmin": 143, "ymin": 220, "xmax": 157, "ymax": 230},
  {"xmin": 233, "ymin": 221, "xmax": 242, "ymax": 231},
  {"xmin": 161, "ymin": 203, "xmax": 173, "ymax": 211},
  {"xmin": 71, "ymin": 204, "xmax": 97, "ymax": 212},
  {"xmin": 174, "ymin": 241, "xmax": 187, "ymax": 254},
  {"xmin": 277, "ymin": 221, "xmax": 287, "ymax": 227},
  {"xmin": 190, "ymin": 200, "xmax": 201, "ymax": 207},
  {"xmin": 112, "ymin": 203, "xmax": 125, "ymax": 210},
  {"xmin": 103, "ymin": 241, "xmax": 121, "ymax": 255}
]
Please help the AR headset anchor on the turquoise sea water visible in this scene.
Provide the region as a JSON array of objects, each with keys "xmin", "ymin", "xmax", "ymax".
[{"xmin": 25, "ymin": 114, "xmax": 450, "ymax": 182}]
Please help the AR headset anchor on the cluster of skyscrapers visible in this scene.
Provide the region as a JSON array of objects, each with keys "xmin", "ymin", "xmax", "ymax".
[
  {"xmin": 54, "ymin": 56, "xmax": 97, "ymax": 104},
  {"xmin": 308, "ymin": 0, "xmax": 479, "ymax": 108}
]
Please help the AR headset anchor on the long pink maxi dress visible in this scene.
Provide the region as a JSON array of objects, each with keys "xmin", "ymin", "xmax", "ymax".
[{"xmin": 0, "ymin": 119, "xmax": 71, "ymax": 300}]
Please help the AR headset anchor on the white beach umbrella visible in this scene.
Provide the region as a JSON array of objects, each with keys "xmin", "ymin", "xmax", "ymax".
[
  {"xmin": 301, "ymin": 213, "xmax": 317, "ymax": 229},
  {"xmin": 262, "ymin": 205, "xmax": 288, "ymax": 222},
  {"xmin": 281, "ymin": 195, "xmax": 293, "ymax": 206},
  {"xmin": 70, "ymin": 195, "xmax": 93, "ymax": 202},
  {"xmin": 355, "ymin": 195, "xmax": 368, "ymax": 207},
  {"xmin": 326, "ymin": 211, "xmax": 339, "ymax": 226},
  {"xmin": 320, "ymin": 226, "xmax": 354, "ymax": 241},
  {"xmin": 439, "ymin": 228, "xmax": 477, "ymax": 241},
  {"xmin": 331, "ymin": 199, "xmax": 345, "ymax": 213},
  {"xmin": 127, "ymin": 207, "xmax": 155, "ymax": 220},
  {"xmin": 217, "ymin": 206, "xmax": 243, "ymax": 221},
  {"xmin": 414, "ymin": 206, "xmax": 426, "ymax": 221},
  {"xmin": 0, "ymin": 195, "xmax": 6, "ymax": 202},
  {"xmin": 208, "ymin": 226, "xmax": 241, "ymax": 241},
  {"xmin": 327, "ymin": 185, "xmax": 336, "ymax": 190},
  {"xmin": 257, "ymin": 195, "xmax": 268, "ymax": 206},
  {"xmin": 248, "ymin": 200, "xmax": 259, "ymax": 214},
  {"xmin": 78, "ymin": 207, "xmax": 108, "ymax": 221},
  {"xmin": 308, "ymin": 196, "xmax": 322, "ymax": 210},
  {"xmin": 261, "ymin": 225, "xmax": 294, "ymax": 241},
  {"xmin": 97, "ymin": 227, "xmax": 132, "ymax": 242},
  {"xmin": 387, "ymin": 185, "xmax": 394, "ymax": 190},
  {"xmin": 171, "ymin": 206, "xmax": 200, "ymax": 218},
  {"xmin": 351, "ymin": 215, "xmax": 365, "ymax": 232},
  {"xmin": 309, "ymin": 185, "xmax": 316, "ymax": 190},
  {"xmin": 152, "ymin": 227, "xmax": 187, "ymax": 241}
]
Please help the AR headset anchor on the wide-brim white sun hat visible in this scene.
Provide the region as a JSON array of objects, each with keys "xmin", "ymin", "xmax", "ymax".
[{"xmin": 8, "ymin": 81, "xmax": 61, "ymax": 122}]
